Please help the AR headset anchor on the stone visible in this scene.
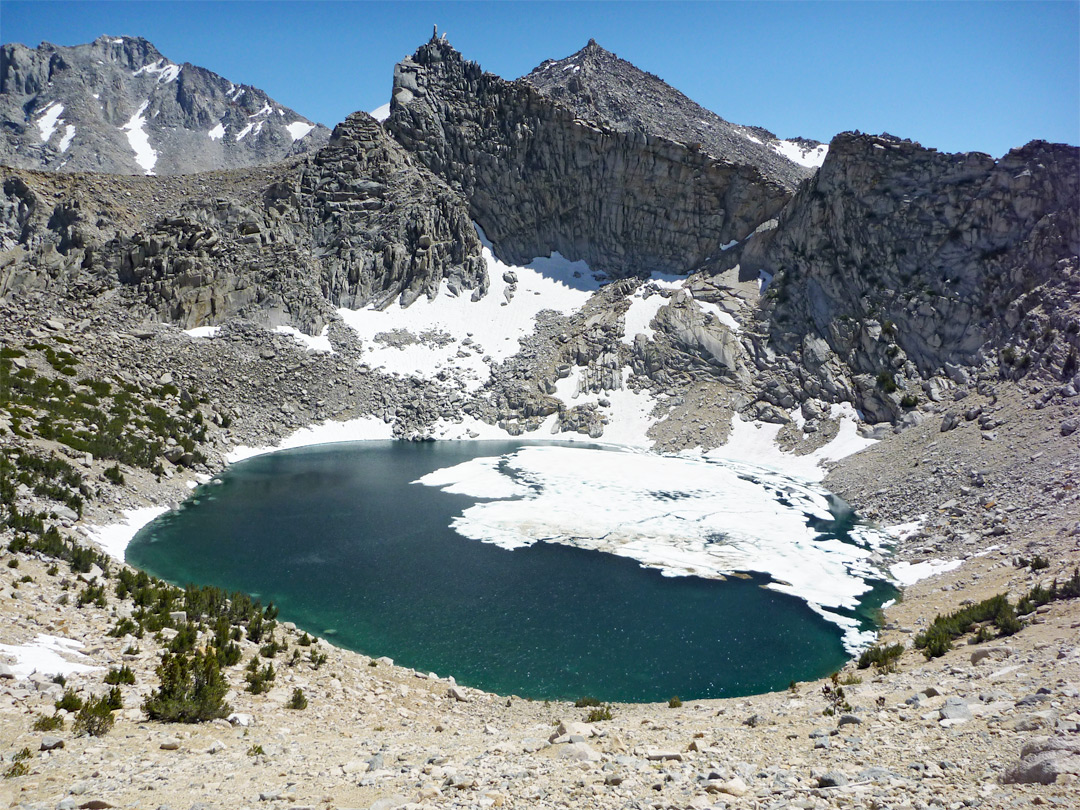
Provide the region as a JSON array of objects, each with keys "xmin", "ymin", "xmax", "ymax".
[
  {"xmin": 39, "ymin": 735, "xmax": 64, "ymax": 750},
  {"xmin": 447, "ymin": 685, "xmax": 468, "ymax": 702},
  {"xmin": 159, "ymin": 738, "xmax": 181, "ymax": 750},
  {"xmin": 817, "ymin": 771, "xmax": 848, "ymax": 788},
  {"xmin": 1003, "ymin": 736, "xmax": 1080, "ymax": 784},
  {"xmin": 1061, "ymin": 418, "xmax": 1079, "ymax": 437},
  {"xmin": 939, "ymin": 698, "xmax": 972, "ymax": 722},
  {"xmin": 559, "ymin": 741, "xmax": 601, "ymax": 762}
]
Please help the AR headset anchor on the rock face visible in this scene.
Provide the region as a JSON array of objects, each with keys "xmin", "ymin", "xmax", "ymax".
[
  {"xmin": 0, "ymin": 112, "xmax": 485, "ymax": 330},
  {"xmin": 728, "ymin": 132, "xmax": 1080, "ymax": 422},
  {"xmin": 522, "ymin": 39, "xmax": 823, "ymax": 187},
  {"xmin": 386, "ymin": 36, "xmax": 792, "ymax": 278},
  {"xmin": 0, "ymin": 36, "xmax": 330, "ymax": 176}
]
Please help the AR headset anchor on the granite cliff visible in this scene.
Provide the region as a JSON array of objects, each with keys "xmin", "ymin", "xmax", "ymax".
[{"xmin": 386, "ymin": 36, "xmax": 794, "ymax": 278}]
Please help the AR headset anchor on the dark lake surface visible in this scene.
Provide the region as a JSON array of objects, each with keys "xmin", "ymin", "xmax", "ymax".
[{"xmin": 127, "ymin": 440, "xmax": 891, "ymax": 702}]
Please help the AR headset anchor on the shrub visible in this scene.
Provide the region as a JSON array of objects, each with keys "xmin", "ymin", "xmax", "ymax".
[
  {"xmin": 574, "ymin": 696, "xmax": 601, "ymax": 708},
  {"xmin": 856, "ymin": 643, "xmax": 904, "ymax": 671},
  {"xmin": 821, "ymin": 673, "xmax": 852, "ymax": 716},
  {"xmin": 103, "ymin": 464, "xmax": 125, "ymax": 486},
  {"xmin": 244, "ymin": 657, "xmax": 275, "ymax": 694},
  {"xmin": 914, "ymin": 593, "xmax": 1020, "ymax": 658},
  {"xmin": 3, "ymin": 748, "xmax": 31, "ymax": 779},
  {"xmin": 32, "ymin": 714, "xmax": 63, "ymax": 731},
  {"xmin": 143, "ymin": 649, "xmax": 231, "ymax": 723},
  {"xmin": 586, "ymin": 705, "xmax": 612, "ymax": 722},
  {"xmin": 104, "ymin": 665, "xmax": 136, "ymax": 685},
  {"xmin": 288, "ymin": 687, "xmax": 308, "ymax": 710},
  {"xmin": 876, "ymin": 370, "xmax": 898, "ymax": 394},
  {"xmin": 55, "ymin": 688, "xmax": 83, "ymax": 712},
  {"xmin": 74, "ymin": 694, "xmax": 115, "ymax": 737},
  {"xmin": 668, "ymin": 696, "xmax": 682, "ymax": 708},
  {"xmin": 1029, "ymin": 555, "xmax": 1050, "ymax": 571}
]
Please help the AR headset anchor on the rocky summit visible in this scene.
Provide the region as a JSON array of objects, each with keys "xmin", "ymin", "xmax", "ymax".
[
  {"xmin": 0, "ymin": 28, "xmax": 1079, "ymax": 810},
  {"xmin": 0, "ymin": 36, "xmax": 330, "ymax": 175}
]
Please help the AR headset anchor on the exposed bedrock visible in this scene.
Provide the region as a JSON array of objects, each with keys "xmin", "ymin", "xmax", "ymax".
[
  {"xmin": 721, "ymin": 132, "xmax": 1080, "ymax": 423},
  {"xmin": 386, "ymin": 36, "xmax": 792, "ymax": 278},
  {"xmin": 1, "ymin": 112, "xmax": 486, "ymax": 330}
]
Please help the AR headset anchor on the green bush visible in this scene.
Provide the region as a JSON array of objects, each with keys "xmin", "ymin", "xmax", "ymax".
[
  {"xmin": 55, "ymin": 688, "xmax": 83, "ymax": 712},
  {"xmin": 288, "ymin": 687, "xmax": 308, "ymax": 710},
  {"xmin": 585, "ymin": 705, "xmax": 612, "ymax": 722},
  {"xmin": 573, "ymin": 696, "xmax": 601, "ymax": 708},
  {"xmin": 244, "ymin": 657, "xmax": 275, "ymax": 694},
  {"xmin": 143, "ymin": 649, "xmax": 231, "ymax": 723},
  {"xmin": 74, "ymin": 694, "xmax": 115, "ymax": 737},
  {"xmin": 856, "ymin": 643, "xmax": 904, "ymax": 670},
  {"xmin": 668, "ymin": 696, "xmax": 682, "ymax": 708},
  {"xmin": 104, "ymin": 665, "xmax": 135, "ymax": 685},
  {"xmin": 103, "ymin": 464, "xmax": 125, "ymax": 486},
  {"xmin": 32, "ymin": 714, "xmax": 63, "ymax": 731}
]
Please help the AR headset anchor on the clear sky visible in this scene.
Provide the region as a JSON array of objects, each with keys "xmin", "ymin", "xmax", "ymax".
[{"xmin": 2, "ymin": 1, "xmax": 1077, "ymax": 157}]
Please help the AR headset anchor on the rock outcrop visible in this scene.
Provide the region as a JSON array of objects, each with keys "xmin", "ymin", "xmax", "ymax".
[
  {"xmin": 0, "ymin": 112, "xmax": 485, "ymax": 330},
  {"xmin": 724, "ymin": 132, "xmax": 1080, "ymax": 422},
  {"xmin": 386, "ymin": 35, "xmax": 792, "ymax": 278},
  {"xmin": 1, "ymin": 36, "xmax": 329, "ymax": 175}
]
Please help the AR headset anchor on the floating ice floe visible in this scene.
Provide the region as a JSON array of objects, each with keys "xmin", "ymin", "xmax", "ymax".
[{"xmin": 416, "ymin": 444, "xmax": 892, "ymax": 652}]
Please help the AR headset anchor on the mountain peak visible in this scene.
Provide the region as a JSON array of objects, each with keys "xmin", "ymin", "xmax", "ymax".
[
  {"xmin": 522, "ymin": 44, "xmax": 825, "ymax": 185},
  {"xmin": 0, "ymin": 35, "xmax": 330, "ymax": 175}
]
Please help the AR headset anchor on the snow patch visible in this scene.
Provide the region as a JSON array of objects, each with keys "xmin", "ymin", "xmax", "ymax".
[
  {"xmin": 58, "ymin": 124, "xmax": 76, "ymax": 152},
  {"xmin": 274, "ymin": 325, "xmax": 334, "ymax": 354},
  {"xmin": 225, "ymin": 416, "xmax": 394, "ymax": 464},
  {"xmin": 370, "ymin": 103, "xmax": 391, "ymax": 122},
  {"xmin": 134, "ymin": 58, "xmax": 181, "ymax": 83},
  {"xmin": 208, "ymin": 122, "xmax": 225, "ymax": 141},
  {"xmin": 285, "ymin": 121, "xmax": 315, "ymax": 141},
  {"xmin": 234, "ymin": 122, "xmax": 255, "ymax": 141},
  {"xmin": 183, "ymin": 326, "xmax": 221, "ymax": 339},
  {"xmin": 36, "ymin": 101, "xmax": 64, "ymax": 143},
  {"xmin": 84, "ymin": 506, "xmax": 169, "ymax": 561},
  {"xmin": 250, "ymin": 102, "xmax": 272, "ymax": 118},
  {"xmin": 337, "ymin": 226, "xmax": 599, "ymax": 393},
  {"xmin": 771, "ymin": 139, "xmax": 829, "ymax": 169},
  {"xmin": 704, "ymin": 403, "xmax": 875, "ymax": 483},
  {"xmin": 0, "ymin": 635, "xmax": 101, "ymax": 679},
  {"xmin": 120, "ymin": 100, "xmax": 158, "ymax": 174},
  {"xmin": 890, "ymin": 558, "xmax": 962, "ymax": 586}
]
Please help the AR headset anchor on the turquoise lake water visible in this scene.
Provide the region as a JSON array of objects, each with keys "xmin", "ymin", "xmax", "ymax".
[{"xmin": 127, "ymin": 440, "xmax": 893, "ymax": 703}]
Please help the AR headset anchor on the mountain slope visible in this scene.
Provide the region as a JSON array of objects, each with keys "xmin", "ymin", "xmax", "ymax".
[
  {"xmin": 523, "ymin": 39, "xmax": 825, "ymax": 186},
  {"xmin": 0, "ymin": 35, "xmax": 330, "ymax": 175}
]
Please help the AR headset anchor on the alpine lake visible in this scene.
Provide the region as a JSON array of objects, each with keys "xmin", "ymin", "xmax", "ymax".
[{"xmin": 127, "ymin": 440, "xmax": 896, "ymax": 703}]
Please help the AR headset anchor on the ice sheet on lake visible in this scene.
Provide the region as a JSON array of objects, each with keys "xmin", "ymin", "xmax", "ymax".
[{"xmin": 417, "ymin": 444, "xmax": 891, "ymax": 650}]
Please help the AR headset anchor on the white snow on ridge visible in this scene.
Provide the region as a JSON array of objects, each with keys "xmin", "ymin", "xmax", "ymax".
[
  {"xmin": 208, "ymin": 122, "xmax": 226, "ymax": 141},
  {"xmin": 285, "ymin": 121, "xmax": 315, "ymax": 141},
  {"xmin": 370, "ymin": 103, "xmax": 391, "ymax": 122},
  {"xmin": 134, "ymin": 58, "xmax": 181, "ymax": 83},
  {"xmin": 417, "ymin": 444, "xmax": 891, "ymax": 652},
  {"xmin": 235, "ymin": 122, "xmax": 255, "ymax": 141},
  {"xmin": 58, "ymin": 124, "xmax": 76, "ymax": 153},
  {"xmin": 250, "ymin": 102, "xmax": 272, "ymax": 118},
  {"xmin": 120, "ymin": 100, "xmax": 158, "ymax": 174},
  {"xmin": 771, "ymin": 139, "xmax": 829, "ymax": 169},
  {"xmin": 36, "ymin": 102, "xmax": 64, "ymax": 143}
]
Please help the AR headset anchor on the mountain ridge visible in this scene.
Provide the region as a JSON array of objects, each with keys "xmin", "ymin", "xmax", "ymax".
[{"xmin": 0, "ymin": 35, "xmax": 330, "ymax": 175}]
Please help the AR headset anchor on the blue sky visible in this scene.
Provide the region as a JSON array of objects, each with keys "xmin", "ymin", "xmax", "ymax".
[{"xmin": 2, "ymin": 1, "xmax": 1077, "ymax": 157}]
